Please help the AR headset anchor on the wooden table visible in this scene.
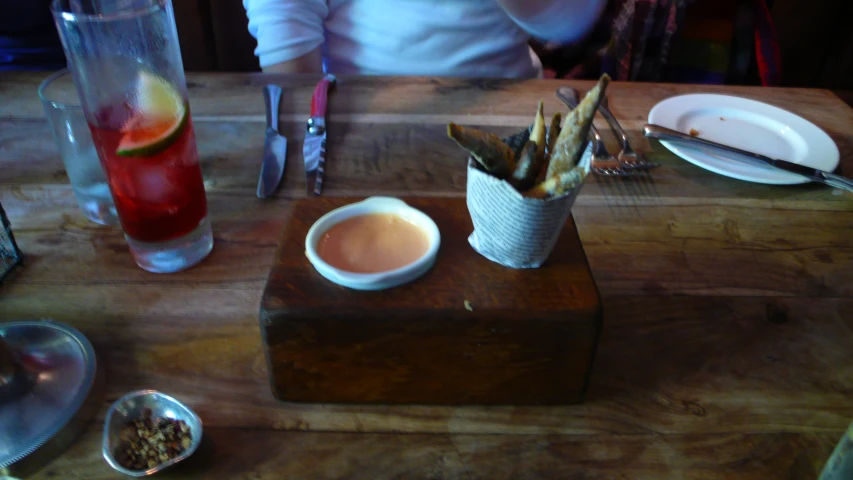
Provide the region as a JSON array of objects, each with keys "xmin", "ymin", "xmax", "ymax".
[{"xmin": 1, "ymin": 72, "xmax": 852, "ymax": 479}]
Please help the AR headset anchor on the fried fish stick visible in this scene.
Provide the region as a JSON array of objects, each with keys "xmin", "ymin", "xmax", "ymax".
[
  {"xmin": 539, "ymin": 112, "xmax": 562, "ymax": 181},
  {"xmin": 546, "ymin": 74, "xmax": 610, "ymax": 179},
  {"xmin": 509, "ymin": 141, "xmax": 542, "ymax": 191},
  {"xmin": 523, "ymin": 166, "xmax": 587, "ymax": 199},
  {"xmin": 447, "ymin": 123, "xmax": 517, "ymax": 179},
  {"xmin": 546, "ymin": 112, "xmax": 562, "ymax": 157},
  {"xmin": 531, "ymin": 101, "xmax": 546, "ymax": 164}
]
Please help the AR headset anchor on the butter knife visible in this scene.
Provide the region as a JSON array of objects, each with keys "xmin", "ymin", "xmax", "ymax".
[
  {"xmin": 257, "ymin": 84, "xmax": 287, "ymax": 198},
  {"xmin": 303, "ymin": 74, "xmax": 336, "ymax": 196},
  {"xmin": 643, "ymin": 124, "xmax": 853, "ymax": 193}
]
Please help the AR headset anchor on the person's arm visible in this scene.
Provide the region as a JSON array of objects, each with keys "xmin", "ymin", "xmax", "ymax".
[
  {"xmin": 243, "ymin": 0, "xmax": 327, "ymax": 73},
  {"xmin": 261, "ymin": 47, "xmax": 323, "ymax": 74},
  {"xmin": 498, "ymin": 0, "xmax": 608, "ymax": 44}
]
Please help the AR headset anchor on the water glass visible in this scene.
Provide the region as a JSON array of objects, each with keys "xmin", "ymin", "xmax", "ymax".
[{"xmin": 38, "ymin": 69, "xmax": 118, "ymax": 226}]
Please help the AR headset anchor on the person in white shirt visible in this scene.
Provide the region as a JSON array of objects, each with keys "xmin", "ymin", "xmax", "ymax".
[{"xmin": 242, "ymin": 0, "xmax": 608, "ymax": 79}]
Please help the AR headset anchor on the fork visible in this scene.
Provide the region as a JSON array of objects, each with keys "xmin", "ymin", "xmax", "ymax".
[
  {"xmin": 599, "ymin": 96, "xmax": 661, "ymax": 170},
  {"xmin": 589, "ymin": 124, "xmax": 632, "ymax": 177},
  {"xmin": 556, "ymin": 86, "xmax": 632, "ymax": 177}
]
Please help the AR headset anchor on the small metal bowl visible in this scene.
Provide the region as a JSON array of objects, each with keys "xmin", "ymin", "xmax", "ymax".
[{"xmin": 102, "ymin": 390, "xmax": 202, "ymax": 477}]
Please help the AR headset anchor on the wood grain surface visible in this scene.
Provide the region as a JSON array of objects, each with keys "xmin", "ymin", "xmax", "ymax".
[
  {"xmin": 32, "ymin": 426, "xmax": 840, "ymax": 480},
  {"xmin": 1, "ymin": 72, "xmax": 852, "ymax": 478}
]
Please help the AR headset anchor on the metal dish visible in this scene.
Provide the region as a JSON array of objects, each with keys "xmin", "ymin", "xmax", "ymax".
[
  {"xmin": 1, "ymin": 320, "xmax": 102, "ymax": 478},
  {"xmin": 102, "ymin": 390, "xmax": 202, "ymax": 477}
]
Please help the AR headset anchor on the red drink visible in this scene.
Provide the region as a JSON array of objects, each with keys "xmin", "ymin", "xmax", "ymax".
[
  {"xmin": 54, "ymin": 1, "xmax": 213, "ymax": 273},
  {"xmin": 89, "ymin": 110, "xmax": 207, "ymax": 243}
]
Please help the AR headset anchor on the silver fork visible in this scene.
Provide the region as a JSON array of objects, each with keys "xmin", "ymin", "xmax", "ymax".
[
  {"xmin": 599, "ymin": 96, "xmax": 661, "ymax": 170},
  {"xmin": 589, "ymin": 124, "xmax": 632, "ymax": 177},
  {"xmin": 556, "ymin": 86, "xmax": 632, "ymax": 177}
]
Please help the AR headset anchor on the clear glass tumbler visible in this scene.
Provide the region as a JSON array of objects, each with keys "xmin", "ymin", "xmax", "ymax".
[
  {"xmin": 38, "ymin": 69, "xmax": 119, "ymax": 226},
  {"xmin": 51, "ymin": 0, "xmax": 213, "ymax": 273}
]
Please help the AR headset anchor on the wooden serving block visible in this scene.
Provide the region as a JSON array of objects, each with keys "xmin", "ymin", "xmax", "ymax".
[{"xmin": 260, "ymin": 197, "xmax": 602, "ymax": 405}]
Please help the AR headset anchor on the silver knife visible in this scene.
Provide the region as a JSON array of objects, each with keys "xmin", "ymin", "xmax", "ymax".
[
  {"xmin": 643, "ymin": 124, "xmax": 853, "ymax": 193},
  {"xmin": 303, "ymin": 74, "xmax": 336, "ymax": 196},
  {"xmin": 257, "ymin": 84, "xmax": 287, "ymax": 198}
]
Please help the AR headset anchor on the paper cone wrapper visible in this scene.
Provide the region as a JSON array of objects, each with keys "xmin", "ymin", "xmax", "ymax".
[{"xmin": 466, "ymin": 128, "xmax": 592, "ymax": 269}]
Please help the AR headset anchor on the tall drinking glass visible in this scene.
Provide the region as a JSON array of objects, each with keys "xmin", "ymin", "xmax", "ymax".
[{"xmin": 51, "ymin": 0, "xmax": 213, "ymax": 273}]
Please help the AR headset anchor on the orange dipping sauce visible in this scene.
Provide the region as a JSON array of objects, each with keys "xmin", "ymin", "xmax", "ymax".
[{"xmin": 316, "ymin": 213, "xmax": 430, "ymax": 273}]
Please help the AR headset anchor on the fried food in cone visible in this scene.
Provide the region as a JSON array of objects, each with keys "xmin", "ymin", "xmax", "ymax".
[
  {"xmin": 447, "ymin": 123, "xmax": 517, "ymax": 178},
  {"xmin": 545, "ymin": 74, "xmax": 610, "ymax": 179}
]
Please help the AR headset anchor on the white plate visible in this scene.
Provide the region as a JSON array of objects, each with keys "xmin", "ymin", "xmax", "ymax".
[{"xmin": 648, "ymin": 93, "xmax": 839, "ymax": 184}]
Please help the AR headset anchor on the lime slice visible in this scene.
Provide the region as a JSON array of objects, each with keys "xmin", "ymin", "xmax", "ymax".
[{"xmin": 116, "ymin": 71, "xmax": 188, "ymax": 157}]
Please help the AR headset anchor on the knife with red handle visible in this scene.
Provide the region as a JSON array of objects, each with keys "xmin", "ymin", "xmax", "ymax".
[{"xmin": 303, "ymin": 74, "xmax": 336, "ymax": 196}]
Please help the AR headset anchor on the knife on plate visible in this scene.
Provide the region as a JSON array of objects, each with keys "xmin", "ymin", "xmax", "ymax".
[
  {"xmin": 643, "ymin": 124, "xmax": 853, "ymax": 193},
  {"xmin": 257, "ymin": 84, "xmax": 287, "ymax": 198},
  {"xmin": 303, "ymin": 74, "xmax": 336, "ymax": 196}
]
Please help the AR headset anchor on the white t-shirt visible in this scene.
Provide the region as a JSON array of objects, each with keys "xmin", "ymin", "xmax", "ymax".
[{"xmin": 243, "ymin": 0, "xmax": 606, "ymax": 79}]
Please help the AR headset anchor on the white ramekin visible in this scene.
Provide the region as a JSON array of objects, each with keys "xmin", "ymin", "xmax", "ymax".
[{"xmin": 305, "ymin": 197, "xmax": 441, "ymax": 290}]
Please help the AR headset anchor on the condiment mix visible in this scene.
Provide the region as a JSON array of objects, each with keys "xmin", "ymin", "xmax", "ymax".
[
  {"xmin": 115, "ymin": 408, "xmax": 192, "ymax": 470},
  {"xmin": 316, "ymin": 213, "xmax": 430, "ymax": 273}
]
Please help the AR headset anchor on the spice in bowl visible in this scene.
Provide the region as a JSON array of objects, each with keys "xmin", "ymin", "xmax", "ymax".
[{"xmin": 115, "ymin": 408, "xmax": 193, "ymax": 470}]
